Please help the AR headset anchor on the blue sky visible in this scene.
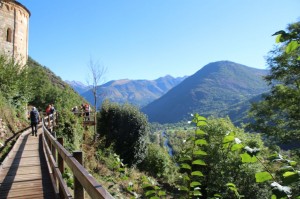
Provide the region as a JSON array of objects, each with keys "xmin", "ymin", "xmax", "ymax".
[{"xmin": 18, "ymin": 0, "xmax": 299, "ymax": 84}]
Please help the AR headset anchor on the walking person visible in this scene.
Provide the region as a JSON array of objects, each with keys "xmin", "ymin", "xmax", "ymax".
[
  {"xmin": 72, "ymin": 106, "xmax": 78, "ymax": 115},
  {"xmin": 84, "ymin": 104, "xmax": 90, "ymax": 121},
  {"xmin": 50, "ymin": 104, "xmax": 55, "ymax": 119},
  {"xmin": 30, "ymin": 107, "xmax": 40, "ymax": 136},
  {"xmin": 46, "ymin": 104, "xmax": 51, "ymax": 116},
  {"xmin": 50, "ymin": 104, "xmax": 55, "ymax": 114},
  {"xmin": 45, "ymin": 104, "xmax": 52, "ymax": 129}
]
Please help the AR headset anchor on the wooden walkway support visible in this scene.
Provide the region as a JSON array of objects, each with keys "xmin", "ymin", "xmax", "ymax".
[{"xmin": 0, "ymin": 127, "xmax": 57, "ymax": 199}]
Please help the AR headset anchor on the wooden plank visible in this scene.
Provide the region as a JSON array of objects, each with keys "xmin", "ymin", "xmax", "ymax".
[
  {"xmin": 0, "ymin": 165, "xmax": 42, "ymax": 178},
  {"xmin": 0, "ymin": 128, "xmax": 57, "ymax": 199}
]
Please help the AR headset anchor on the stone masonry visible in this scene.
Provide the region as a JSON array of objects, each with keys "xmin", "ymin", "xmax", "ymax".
[{"xmin": 0, "ymin": 0, "xmax": 30, "ymax": 66}]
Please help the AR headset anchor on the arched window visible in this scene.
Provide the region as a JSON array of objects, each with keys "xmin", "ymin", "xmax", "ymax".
[{"xmin": 6, "ymin": 28, "xmax": 12, "ymax": 42}]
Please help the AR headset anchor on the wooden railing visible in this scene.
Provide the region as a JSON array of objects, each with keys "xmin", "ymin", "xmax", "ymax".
[
  {"xmin": 42, "ymin": 114, "xmax": 114, "ymax": 199},
  {"xmin": 72, "ymin": 111, "xmax": 96, "ymax": 126}
]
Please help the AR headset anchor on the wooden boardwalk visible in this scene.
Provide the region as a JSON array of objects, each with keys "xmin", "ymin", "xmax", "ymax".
[{"xmin": 0, "ymin": 128, "xmax": 57, "ymax": 199}]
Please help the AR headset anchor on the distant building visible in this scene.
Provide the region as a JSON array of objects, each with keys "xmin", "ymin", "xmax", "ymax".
[{"xmin": 0, "ymin": 0, "xmax": 30, "ymax": 66}]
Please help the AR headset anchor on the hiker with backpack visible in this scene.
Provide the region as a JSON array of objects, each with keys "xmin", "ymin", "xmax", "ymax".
[
  {"xmin": 50, "ymin": 104, "xmax": 56, "ymax": 119},
  {"xmin": 30, "ymin": 107, "xmax": 40, "ymax": 136}
]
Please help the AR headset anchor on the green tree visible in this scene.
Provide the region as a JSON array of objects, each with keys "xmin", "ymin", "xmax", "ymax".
[
  {"xmin": 26, "ymin": 58, "xmax": 53, "ymax": 108},
  {"xmin": 0, "ymin": 55, "xmax": 30, "ymax": 108},
  {"xmin": 138, "ymin": 143, "xmax": 178, "ymax": 183},
  {"xmin": 97, "ymin": 100, "xmax": 150, "ymax": 166},
  {"xmin": 248, "ymin": 20, "xmax": 300, "ymax": 145}
]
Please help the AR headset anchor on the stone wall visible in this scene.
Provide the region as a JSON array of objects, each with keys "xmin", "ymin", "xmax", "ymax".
[{"xmin": 0, "ymin": 0, "xmax": 30, "ymax": 66}]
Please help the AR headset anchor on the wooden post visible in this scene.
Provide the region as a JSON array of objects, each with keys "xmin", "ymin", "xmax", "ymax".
[
  {"xmin": 53, "ymin": 112, "xmax": 56, "ymax": 127},
  {"xmin": 51, "ymin": 132, "xmax": 57, "ymax": 188},
  {"xmin": 73, "ymin": 151, "xmax": 84, "ymax": 199},
  {"xmin": 55, "ymin": 112, "xmax": 58, "ymax": 126},
  {"xmin": 48, "ymin": 116, "xmax": 51, "ymax": 129},
  {"xmin": 47, "ymin": 134, "xmax": 51, "ymax": 153},
  {"xmin": 51, "ymin": 132, "xmax": 56, "ymax": 161},
  {"xmin": 93, "ymin": 111, "xmax": 97, "ymax": 141},
  {"xmin": 57, "ymin": 137, "xmax": 64, "ymax": 199}
]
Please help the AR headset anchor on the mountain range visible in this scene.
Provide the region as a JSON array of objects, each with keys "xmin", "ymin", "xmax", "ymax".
[
  {"xmin": 67, "ymin": 75, "xmax": 187, "ymax": 108},
  {"xmin": 65, "ymin": 80, "xmax": 92, "ymax": 94},
  {"xmin": 66, "ymin": 61, "xmax": 269, "ymax": 124}
]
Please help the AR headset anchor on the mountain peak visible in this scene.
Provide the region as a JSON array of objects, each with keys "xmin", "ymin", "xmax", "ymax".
[
  {"xmin": 142, "ymin": 61, "xmax": 269, "ymax": 124},
  {"xmin": 196, "ymin": 60, "xmax": 259, "ymax": 75},
  {"xmin": 65, "ymin": 80, "xmax": 87, "ymax": 87},
  {"xmin": 65, "ymin": 80, "xmax": 92, "ymax": 94}
]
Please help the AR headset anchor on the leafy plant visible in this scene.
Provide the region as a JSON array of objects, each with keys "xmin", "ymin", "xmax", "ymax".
[
  {"xmin": 142, "ymin": 176, "xmax": 166, "ymax": 199},
  {"xmin": 176, "ymin": 113, "xmax": 207, "ymax": 198},
  {"xmin": 62, "ymin": 168, "xmax": 74, "ymax": 190},
  {"xmin": 223, "ymin": 132, "xmax": 299, "ymax": 198},
  {"xmin": 273, "ymin": 22, "xmax": 300, "ymax": 60},
  {"xmin": 170, "ymin": 116, "xmax": 270, "ymax": 198}
]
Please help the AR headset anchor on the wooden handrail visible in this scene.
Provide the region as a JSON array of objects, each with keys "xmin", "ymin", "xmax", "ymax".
[
  {"xmin": 42, "ymin": 131, "xmax": 72, "ymax": 199},
  {"xmin": 42, "ymin": 115, "xmax": 114, "ymax": 199}
]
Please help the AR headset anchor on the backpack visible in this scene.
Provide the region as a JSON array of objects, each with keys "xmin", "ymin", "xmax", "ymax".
[
  {"xmin": 30, "ymin": 110, "xmax": 39, "ymax": 123},
  {"xmin": 46, "ymin": 107, "xmax": 51, "ymax": 115}
]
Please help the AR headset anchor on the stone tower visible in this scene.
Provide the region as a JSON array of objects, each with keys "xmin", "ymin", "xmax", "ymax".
[{"xmin": 0, "ymin": 0, "xmax": 30, "ymax": 66}]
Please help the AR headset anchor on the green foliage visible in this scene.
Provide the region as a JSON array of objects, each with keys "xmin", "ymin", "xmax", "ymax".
[
  {"xmin": 176, "ymin": 113, "xmax": 207, "ymax": 198},
  {"xmin": 268, "ymin": 153, "xmax": 299, "ymax": 198},
  {"xmin": 56, "ymin": 110, "xmax": 84, "ymax": 151},
  {"xmin": 226, "ymin": 183, "xmax": 243, "ymax": 199},
  {"xmin": 142, "ymin": 176, "xmax": 167, "ymax": 199},
  {"xmin": 139, "ymin": 143, "xmax": 178, "ymax": 183},
  {"xmin": 255, "ymin": 172, "xmax": 273, "ymax": 183},
  {"xmin": 97, "ymin": 100, "xmax": 150, "ymax": 166},
  {"xmin": 0, "ymin": 54, "xmax": 87, "ymax": 154},
  {"xmin": 223, "ymin": 131, "xmax": 300, "ymax": 198},
  {"xmin": 173, "ymin": 116, "xmax": 270, "ymax": 198},
  {"xmin": 62, "ymin": 168, "xmax": 74, "ymax": 190},
  {"xmin": 0, "ymin": 55, "xmax": 30, "ymax": 109},
  {"xmin": 247, "ymin": 22, "xmax": 300, "ymax": 196},
  {"xmin": 273, "ymin": 22, "xmax": 300, "ymax": 59},
  {"xmin": 100, "ymin": 152, "xmax": 137, "ymax": 197},
  {"xmin": 248, "ymin": 20, "xmax": 300, "ymax": 145},
  {"xmin": 26, "ymin": 57, "xmax": 86, "ymax": 151}
]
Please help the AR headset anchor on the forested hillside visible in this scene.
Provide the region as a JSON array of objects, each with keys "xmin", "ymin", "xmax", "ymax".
[
  {"xmin": 0, "ymin": 56, "xmax": 87, "ymax": 162},
  {"xmin": 142, "ymin": 61, "xmax": 269, "ymax": 124}
]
